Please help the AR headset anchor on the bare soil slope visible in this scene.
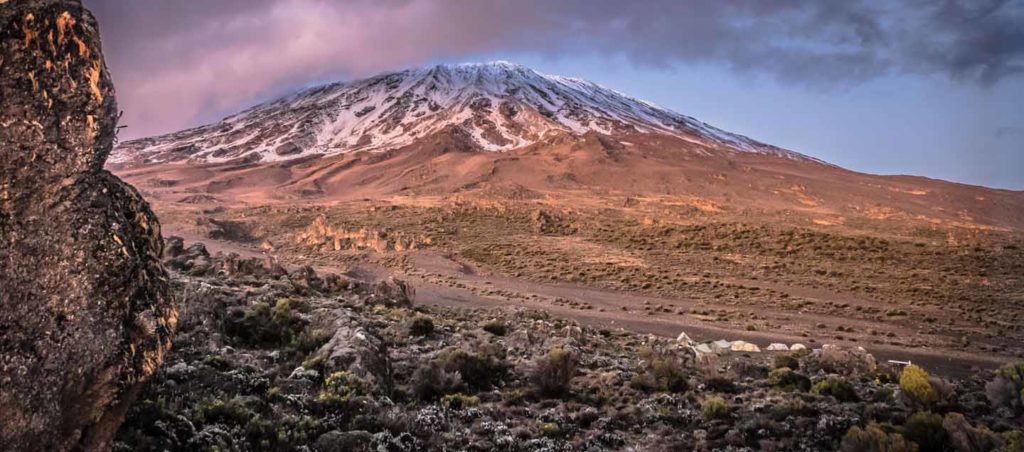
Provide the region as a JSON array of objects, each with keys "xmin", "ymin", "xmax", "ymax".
[{"xmin": 110, "ymin": 130, "xmax": 1024, "ymax": 376}]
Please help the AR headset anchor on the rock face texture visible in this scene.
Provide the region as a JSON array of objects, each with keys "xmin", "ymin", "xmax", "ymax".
[{"xmin": 0, "ymin": 1, "xmax": 177, "ymax": 450}]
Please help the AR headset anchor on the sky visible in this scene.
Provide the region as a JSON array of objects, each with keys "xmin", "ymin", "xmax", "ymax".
[{"xmin": 83, "ymin": 0, "xmax": 1024, "ymax": 189}]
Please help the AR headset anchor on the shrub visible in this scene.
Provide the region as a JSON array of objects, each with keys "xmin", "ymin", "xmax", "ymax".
[
  {"xmin": 900, "ymin": 364, "xmax": 938, "ymax": 407},
  {"xmin": 407, "ymin": 314, "xmax": 435, "ymax": 337},
  {"xmin": 632, "ymin": 352, "xmax": 689, "ymax": 393},
  {"xmin": 705, "ymin": 376, "xmax": 737, "ymax": 394},
  {"xmin": 873, "ymin": 387, "xmax": 896, "ymax": 404},
  {"xmin": 501, "ymin": 388, "xmax": 526, "ymax": 406},
  {"xmin": 437, "ymin": 346, "xmax": 508, "ymax": 390},
  {"xmin": 410, "ymin": 360, "xmax": 463, "ymax": 401},
  {"xmin": 202, "ymin": 354, "xmax": 231, "ymax": 371},
  {"xmin": 768, "ymin": 398, "xmax": 817, "ymax": 421},
  {"xmin": 441, "ymin": 393, "xmax": 480, "ymax": 410},
  {"xmin": 773, "ymin": 354, "xmax": 800, "ymax": 371},
  {"xmin": 271, "ymin": 298, "xmax": 294, "ymax": 324},
  {"xmin": 320, "ymin": 371, "xmax": 372, "ymax": 404},
  {"xmin": 902, "ymin": 411, "xmax": 948, "ymax": 452},
  {"xmin": 224, "ymin": 298, "xmax": 303, "ymax": 347},
  {"xmin": 647, "ymin": 356, "xmax": 688, "ymax": 391},
  {"xmin": 276, "ymin": 415, "xmax": 325, "ymax": 446},
  {"xmin": 288, "ymin": 329, "xmax": 331, "ymax": 356},
  {"xmin": 540, "ymin": 422, "xmax": 563, "ymax": 438},
  {"xmin": 942, "ymin": 412, "xmax": 1001, "ymax": 452},
  {"xmin": 732, "ymin": 360, "xmax": 769, "ymax": 380},
  {"xmin": 812, "ymin": 376, "xmax": 860, "ymax": 403},
  {"xmin": 532, "ymin": 347, "xmax": 577, "ymax": 397},
  {"xmin": 986, "ymin": 360, "xmax": 1024, "ymax": 414},
  {"xmin": 840, "ymin": 424, "xmax": 915, "ymax": 452},
  {"xmin": 482, "ymin": 320, "xmax": 508, "ymax": 336},
  {"xmin": 701, "ymin": 395, "xmax": 730, "ymax": 420},
  {"xmin": 195, "ymin": 398, "xmax": 256, "ymax": 426},
  {"xmin": 1003, "ymin": 430, "xmax": 1024, "ymax": 452},
  {"xmin": 768, "ymin": 367, "xmax": 811, "ymax": 392}
]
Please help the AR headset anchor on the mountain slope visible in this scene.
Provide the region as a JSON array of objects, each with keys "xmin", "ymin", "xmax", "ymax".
[{"xmin": 113, "ymin": 61, "xmax": 813, "ymax": 165}]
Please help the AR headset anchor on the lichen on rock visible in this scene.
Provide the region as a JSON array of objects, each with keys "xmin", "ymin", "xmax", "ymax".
[{"xmin": 0, "ymin": 1, "xmax": 176, "ymax": 450}]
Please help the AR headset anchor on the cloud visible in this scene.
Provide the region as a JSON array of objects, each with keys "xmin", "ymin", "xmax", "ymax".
[{"xmin": 82, "ymin": 0, "xmax": 1024, "ymax": 138}]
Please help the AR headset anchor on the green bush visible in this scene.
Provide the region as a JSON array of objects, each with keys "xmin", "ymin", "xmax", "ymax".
[
  {"xmin": 224, "ymin": 298, "xmax": 304, "ymax": 347},
  {"xmin": 840, "ymin": 424, "xmax": 915, "ymax": 452},
  {"xmin": 705, "ymin": 376, "xmax": 737, "ymax": 394},
  {"xmin": 812, "ymin": 376, "xmax": 860, "ymax": 403},
  {"xmin": 900, "ymin": 364, "xmax": 938, "ymax": 407},
  {"xmin": 942, "ymin": 412, "xmax": 1001, "ymax": 452},
  {"xmin": 986, "ymin": 360, "xmax": 1024, "ymax": 414},
  {"xmin": 407, "ymin": 314, "xmax": 435, "ymax": 337},
  {"xmin": 441, "ymin": 393, "xmax": 480, "ymax": 410},
  {"xmin": 773, "ymin": 354, "xmax": 800, "ymax": 371},
  {"xmin": 532, "ymin": 347, "xmax": 577, "ymax": 397},
  {"xmin": 320, "ymin": 371, "xmax": 372, "ymax": 403},
  {"xmin": 288, "ymin": 329, "xmax": 331, "ymax": 356},
  {"xmin": 1003, "ymin": 430, "xmax": 1024, "ymax": 452},
  {"xmin": 902, "ymin": 411, "xmax": 948, "ymax": 452},
  {"xmin": 631, "ymin": 352, "xmax": 689, "ymax": 393},
  {"xmin": 701, "ymin": 395, "xmax": 730, "ymax": 420},
  {"xmin": 768, "ymin": 367, "xmax": 811, "ymax": 392},
  {"xmin": 482, "ymin": 320, "xmax": 508, "ymax": 336},
  {"xmin": 540, "ymin": 422, "xmax": 564, "ymax": 438},
  {"xmin": 655, "ymin": 356, "xmax": 688, "ymax": 391},
  {"xmin": 873, "ymin": 387, "xmax": 896, "ymax": 403},
  {"xmin": 195, "ymin": 398, "xmax": 256, "ymax": 426},
  {"xmin": 437, "ymin": 346, "xmax": 509, "ymax": 390},
  {"xmin": 275, "ymin": 415, "xmax": 325, "ymax": 446},
  {"xmin": 202, "ymin": 354, "xmax": 231, "ymax": 371},
  {"xmin": 271, "ymin": 298, "xmax": 294, "ymax": 324},
  {"xmin": 410, "ymin": 360, "xmax": 463, "ymax": 401}
]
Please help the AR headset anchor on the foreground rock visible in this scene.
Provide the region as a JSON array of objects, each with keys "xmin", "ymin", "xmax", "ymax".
[{"xmin": 0, "ymin": 1, "xmax": 175, "ymax": 450}]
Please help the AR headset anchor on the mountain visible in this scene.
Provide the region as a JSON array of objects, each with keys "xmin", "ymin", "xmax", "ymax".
[
  {"xmin": 110, "ymin": 62, "xmax": 1024, "ymax": 235},
  {"xmin": 112, "ymin": 61, "xmax": 813, "ymax": 166}
]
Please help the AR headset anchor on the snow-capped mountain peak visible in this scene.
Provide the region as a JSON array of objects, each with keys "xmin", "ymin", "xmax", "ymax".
[{"xmin": 112, "ymin": 61, "xmax": 812, "ymax": 165}]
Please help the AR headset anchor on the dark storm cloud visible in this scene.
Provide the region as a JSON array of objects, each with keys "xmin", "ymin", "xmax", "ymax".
[{"xmin": 81, "ymin": 0, "xmax": 1024, "ymax": 138}]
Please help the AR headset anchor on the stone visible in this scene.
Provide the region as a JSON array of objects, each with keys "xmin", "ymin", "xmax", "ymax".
[
  {"xmin": 767, "ymin": 343, "xmax": 790, "ymax": 351},
  {"xmin": 313, "ymin": 323, "xmax": 393, "ymax": 393},
  {"xmin": 0, "ymin": 1, "xmax": 176, "ymax": 450},
  {"xmin": 790, "ymin": 343, "xmax": 807, "ymax": 351},
  {"xmin": 369, "ymin": 277, "xmax": 416, "ymax": 307},
  {"xmin": 289, "ymin": 366, "xmax": 321, "ymax": 381}
]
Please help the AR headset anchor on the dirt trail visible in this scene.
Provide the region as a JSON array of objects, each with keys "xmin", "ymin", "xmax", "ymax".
[
  {"xmin": 405, "ymin": 252, "xmax": 1003, "ymax": 377},
  {"xmin": 167, "ymin": 229, "xmax": 1006, "ymax": 377}
]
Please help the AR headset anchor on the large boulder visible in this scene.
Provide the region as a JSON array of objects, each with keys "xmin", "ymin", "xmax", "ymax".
[
  {"xmin": 312, "ymin": 323, "xmax": 393, "ymax": 394},
  {"xmin": 0, "ymin": 1, "xmax": 176, "ymax": 450}
]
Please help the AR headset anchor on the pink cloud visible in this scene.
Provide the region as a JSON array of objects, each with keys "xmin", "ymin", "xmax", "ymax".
[{"xmin": 83, "ymin": 0, "xmax": 1023, "ymax": 139}]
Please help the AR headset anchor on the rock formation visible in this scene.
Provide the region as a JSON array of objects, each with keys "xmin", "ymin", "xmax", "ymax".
[{"xmin": 0, "ymin": 1, "xmax": 176, "ymax": 450}]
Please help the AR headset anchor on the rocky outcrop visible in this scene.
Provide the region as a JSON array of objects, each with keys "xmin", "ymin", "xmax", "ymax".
[
  {"xmin": 312, "ymin": 324, "xmax": 394, "ymax": 394},
  {"xmin": 0, "ymin": 1, "xmax": 176, "ymax": 450},
  {"xmin": 297, "ymin": 214, "xmax": 426, "ymax": 253}
]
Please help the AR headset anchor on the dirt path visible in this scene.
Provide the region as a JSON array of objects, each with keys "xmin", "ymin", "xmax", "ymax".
[
  {"xmin": 404, "ymin": 252, "xmax": 1003, "ymax": 377},
  {"xmin": 167, "ymin": 229, "xmax": 1007, "ymax": 377}
]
